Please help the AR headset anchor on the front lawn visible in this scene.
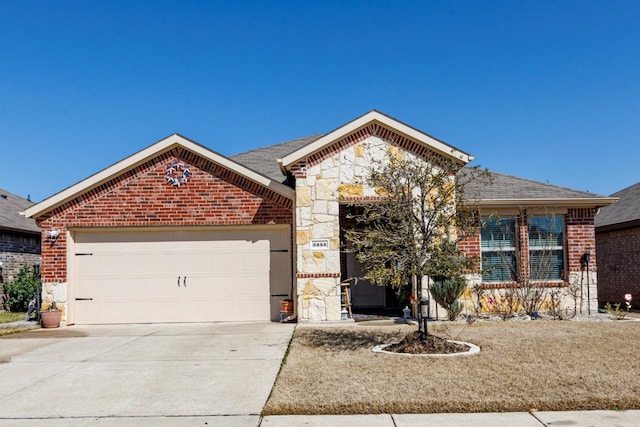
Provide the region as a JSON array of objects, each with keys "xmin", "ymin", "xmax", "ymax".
[{"xmin": 264, "ymin": 320, "xmax": 640, "ymax": 414}]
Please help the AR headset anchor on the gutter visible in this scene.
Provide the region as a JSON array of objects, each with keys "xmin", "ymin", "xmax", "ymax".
[{"xmin": 477, "ymin": 197, "xmax": 619, "ymax": 209}]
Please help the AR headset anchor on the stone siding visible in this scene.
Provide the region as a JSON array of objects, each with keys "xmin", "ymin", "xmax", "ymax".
[{"xmin": 295, "ymin": 132, "xmax": 433, "ymax": 322}]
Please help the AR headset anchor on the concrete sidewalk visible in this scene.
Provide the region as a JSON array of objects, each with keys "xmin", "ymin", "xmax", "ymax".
[
  {"xmin": 261, "ymin": 410, "xmax": 640, "ymax": 426},
  {"xmin": 0, "ymin": 410, "xmax": 637, "ymax": 426}
]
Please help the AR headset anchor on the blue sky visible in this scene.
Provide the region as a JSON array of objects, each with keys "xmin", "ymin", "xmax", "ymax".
[{"xmin": 2, "ymin": 0, "xmax": 638, "ymax": 202}]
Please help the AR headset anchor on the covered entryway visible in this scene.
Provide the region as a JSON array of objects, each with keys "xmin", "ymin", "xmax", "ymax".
[
  {"xmin": 345, "ymin": 251, "xmax": 386, "ymax": 307},
  {"xmin": 68, "ymin": 226, "xmax": 291, "ymax": 324},
  {"xmin": 340, "ymin": 205, "xmax": 390, "ymax": 312}
]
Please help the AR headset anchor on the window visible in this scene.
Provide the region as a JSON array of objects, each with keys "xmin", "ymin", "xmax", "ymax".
[
  {"xmin": 481, "ymin": 217, "xmax": 517, "ymax": 282},
  {"xmin": 528, "ymin": 216, "xmax": 565, "ymax": 281}
]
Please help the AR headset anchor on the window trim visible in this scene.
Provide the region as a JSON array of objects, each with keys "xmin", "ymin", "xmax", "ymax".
[
  {"xmin": 480, "ymin": 216, "xmax": 518, "ymax": 283},
  {"xmin": 528, "ymin": 215, "xmax": 566, "ymax": 283}
]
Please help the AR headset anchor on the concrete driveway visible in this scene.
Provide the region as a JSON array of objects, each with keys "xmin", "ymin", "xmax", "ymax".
[{"xmin": 0, "ymin": 322, "xmax": 295, "ymax": 426}]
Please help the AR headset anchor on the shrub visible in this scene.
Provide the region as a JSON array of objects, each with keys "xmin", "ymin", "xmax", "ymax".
[
  {"xmin": 2, "ymin": 265, "xmax": 39, "ymax": 312},
  {"xmin": 430, "ymin": 277, "xmax": 467, "ymax": 321},
  {"xmin": 605, "ymin": 302, "xmax": 629, "ymax": 320}
]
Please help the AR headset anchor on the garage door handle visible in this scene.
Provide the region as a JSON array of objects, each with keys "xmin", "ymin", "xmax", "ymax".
[
  {"xmin": 75, "ymin": 298, "xmax": 93, "ymax": 301},
  {"xmin": 177, "ymin": 276, "xmax": 181, "ymax": 287},
  {"xmin": 183, "ymin": 276, "xmax": 187, "ymax": 287}
]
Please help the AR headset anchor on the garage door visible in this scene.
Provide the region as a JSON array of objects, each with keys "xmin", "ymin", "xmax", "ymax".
[{"xmin": 69, "ymin": 226, "xmax": 291, "ymax": 324}]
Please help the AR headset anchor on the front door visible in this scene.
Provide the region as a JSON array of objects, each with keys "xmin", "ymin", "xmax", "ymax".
[{"xmin": 345, "ymin": 251, "xmax": 386, "ymax": 308}]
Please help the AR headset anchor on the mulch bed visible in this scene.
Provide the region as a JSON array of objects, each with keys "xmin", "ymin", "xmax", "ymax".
[{"xmin": 386, "ymin": 330, "xmax": 470, "ymax": 354}]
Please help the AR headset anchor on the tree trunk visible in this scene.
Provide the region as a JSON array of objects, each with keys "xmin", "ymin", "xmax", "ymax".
[{"xmin": 416, "ymin": 274, "xmax": 427, "ymax": 335}]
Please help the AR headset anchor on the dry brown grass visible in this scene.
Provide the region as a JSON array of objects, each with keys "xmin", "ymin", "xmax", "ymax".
[{"xmin": 264, "ymin": 320, "xmax": 640, "ymax": 415}]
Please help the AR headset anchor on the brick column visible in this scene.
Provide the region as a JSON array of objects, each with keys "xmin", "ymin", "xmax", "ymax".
[{"xmin": 566, "ymin": 208, "xmax": 598, "ymax": 313}]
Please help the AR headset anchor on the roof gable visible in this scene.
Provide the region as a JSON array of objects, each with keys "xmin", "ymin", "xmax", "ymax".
[
  {"xmin": 278, "ymin": 110, "xmax": 473, "ymax": 172},
  {"xmin": 24, "ymin": 134, "xmax": 295, "ymax": 219}
]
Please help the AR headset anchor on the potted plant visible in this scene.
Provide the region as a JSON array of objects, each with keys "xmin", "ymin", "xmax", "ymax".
[
  {"xmin": 40, "ymin": 301, "xmax": 62, "ymax": 328},
  {"xmin": 280, "ymin": 299, "xmax": 293, "ymax": 313}
]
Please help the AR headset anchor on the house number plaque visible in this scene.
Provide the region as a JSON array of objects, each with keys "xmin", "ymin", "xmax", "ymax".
[{"xmin": 310, "ymin": 239, "xmax": 330, "ymax": 250}]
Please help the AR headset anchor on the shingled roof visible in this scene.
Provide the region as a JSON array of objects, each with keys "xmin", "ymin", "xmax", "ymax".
[
  {"xmin": 230, "ymin": 134, "xmax": 323, "ymax": 182},
  {"xmin": 595, "ymin": 182, "xmax": 640, "ymax": 232},
  {"xmin": 0, "ymin": 189, "xmax": 40, "ymax": 234},
  {"xmin": 231, "ymin": 135, "xmax": 616, "ymax": 209},
  {"xmin": 465, "ymin": 169, "xmax": 615, "ymax": 208}
]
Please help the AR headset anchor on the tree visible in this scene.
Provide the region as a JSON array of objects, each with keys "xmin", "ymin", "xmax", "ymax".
[
  {"xmin": 345, "ymin": 148, "xmax": 489, "ymax": 334},
  {"xmin": 425, "ymin": 239, "xmax": 477, "ymax": 282},
  {"xmin": 425, "ymin": 239, "xmax": 477, "ymax": 321}
]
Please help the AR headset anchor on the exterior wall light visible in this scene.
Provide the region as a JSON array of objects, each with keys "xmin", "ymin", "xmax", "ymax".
[{"xmin": 46, "ymin": 229, "xmax": 61, "ymax": 244}]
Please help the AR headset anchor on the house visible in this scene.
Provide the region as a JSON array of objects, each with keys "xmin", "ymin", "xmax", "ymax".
[
  {"xmin": 23, "ymin": 111, "xmax": 616, "ymax": 324},
  {"xmin": 1, "ymin": 189, "xmax": 41, "ymax": 295},
  {"xmin": 595, "ymin": 182, "xmax": 640, "ymax": 308}
]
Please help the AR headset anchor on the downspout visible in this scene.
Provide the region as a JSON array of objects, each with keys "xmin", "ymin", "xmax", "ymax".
[
  {"xmin": 282, "ymin": 168, "xmax": 298, "ymax": 322},
  {"xmin": 282, "ymin": 262, "xmax": 298, "ymax": 322},
  {"xmin": 281, "ymin": 221, "xmax": 297, "ymax": 322}
]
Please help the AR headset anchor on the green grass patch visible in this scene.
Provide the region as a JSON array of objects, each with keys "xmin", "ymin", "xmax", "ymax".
[{"xmin": 0, "ymin": 312, "xmax": 27, "ymax": 323}]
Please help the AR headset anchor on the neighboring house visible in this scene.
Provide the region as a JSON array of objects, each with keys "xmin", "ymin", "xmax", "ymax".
[
  {"xmin": 0, "ymin": 189, "xmax": 41, "ymax": 298},
  {"xmin": 24, "ymin": 111, "xmax": 616, "ymax": 324},
  {"xmin": 595, "ymin": 182, "xmax": 640, "ymax": 307}
]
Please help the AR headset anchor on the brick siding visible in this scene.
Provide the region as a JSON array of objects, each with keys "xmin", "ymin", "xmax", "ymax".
[
  {"xmin": 0, "ymin": 231, "xmax": 41, "ymax": 302},
  {"xmin": 458, "ymin": 233, "xmax": 480, "ymax": 260},
  {"xmin": 459, "ymin": 208, "xmax": 598, "ymax": 283},
  {"xmin": 566, "ymin": 208, "xmax": 597, "ymax": 273},
  {"xmin": 35, "ymin": 148, "xmax": 293, "ymax": 283},
  {"xmin": 596, "ymin": 226, "xmax": 640, "ymax": 306}
]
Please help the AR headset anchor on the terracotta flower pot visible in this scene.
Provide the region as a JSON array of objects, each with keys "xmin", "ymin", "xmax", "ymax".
[
  {"xmin": 280, "ymin": 300, "xmax": 293, "ymax": 312},
  {"xmin": 41, "ymin": 310, "xmax": 62, "ymax": 328}
]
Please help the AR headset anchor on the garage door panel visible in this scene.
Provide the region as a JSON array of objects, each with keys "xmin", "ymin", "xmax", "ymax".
[
  {"xmin": 72, "ymin": 227, "xmax": 290, "ymax": 324},
  {"xmin": 237, "ymin": 277, "xmax": 267, "ymax": 296}
]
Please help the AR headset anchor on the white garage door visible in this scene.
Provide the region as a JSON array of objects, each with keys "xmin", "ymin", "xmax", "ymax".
[{"xmin": 69, "ymin": 226, "xmax": 291, "ymax": 324}]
